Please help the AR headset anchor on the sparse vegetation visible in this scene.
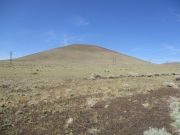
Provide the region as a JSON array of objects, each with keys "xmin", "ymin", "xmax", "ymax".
[
  {"xmin": 0, "ymin": 45, "xmax": 180, "ymax": 134},
  {"xmin": 169, "ymin": 97, "xmax": 180, "ymax": 132},
  {"xmin": 144, "ymin": 128, "xmax": 172, "ymax": 135}
]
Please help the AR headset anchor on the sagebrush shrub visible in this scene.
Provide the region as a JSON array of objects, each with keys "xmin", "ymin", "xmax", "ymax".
[
  {"xmin": 170, "ymin": 100, "xmax": 180, "ymax": 130},
  {"xmin": 143, "ymin": 127, "xmax": 172, "ymax": 135}
]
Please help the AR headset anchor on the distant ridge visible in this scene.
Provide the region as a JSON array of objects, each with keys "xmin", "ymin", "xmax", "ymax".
[
  {"xmin": 163, "ymin": 62, "xmax": 180, "ymax": 65},
  {"xmin": 16, "ymin": 44, "xmax": 151, "ymax": 65}
]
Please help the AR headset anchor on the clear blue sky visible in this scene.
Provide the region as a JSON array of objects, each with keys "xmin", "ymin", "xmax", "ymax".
[{"xmin": 0, "ymin": 0, "xmax": 180, "ymax": 63}]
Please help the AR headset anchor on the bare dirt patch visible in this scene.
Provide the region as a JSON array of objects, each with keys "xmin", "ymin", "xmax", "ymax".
[
  {"xmin": 90, "ymin": 88, "xmax": 180, "ymax": 135},
  {"xmin": 1, "ymin": 88, "xmax": 180, "ymax": 135}
]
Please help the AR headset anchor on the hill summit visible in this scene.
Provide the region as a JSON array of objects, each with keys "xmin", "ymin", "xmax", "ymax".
[{"xmin": 17, "ymin": 44, "xmax": 150, "ymax": 65}]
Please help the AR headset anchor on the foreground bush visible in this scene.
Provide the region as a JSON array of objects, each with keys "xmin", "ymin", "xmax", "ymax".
[
  {"xmin": 170, "ymin": 99, "xmax": 180, "ymax": 131},
  {"xmin": 143, "ymin": 128, "xmax": 172, "ymax": 135}
]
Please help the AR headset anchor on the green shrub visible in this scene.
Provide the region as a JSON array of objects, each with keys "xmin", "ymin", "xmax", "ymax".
[
  {"xmin": 170, "ymin": 99, "xmax": 180, "ymax": 130},
  {"xmin": 143, "ymin": 127, "xmax": 172, "ymax": 135}
]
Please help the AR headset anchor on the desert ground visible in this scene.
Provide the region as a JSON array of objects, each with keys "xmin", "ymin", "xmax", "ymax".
[{"xmin": 0, "ymin": 45, "xmax": 180, "ymax": 135}]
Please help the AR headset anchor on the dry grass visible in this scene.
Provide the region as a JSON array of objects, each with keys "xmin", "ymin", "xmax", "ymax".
[{"xmin": 0, "ymin": 52, "xmax": 180, "ymax": 134}]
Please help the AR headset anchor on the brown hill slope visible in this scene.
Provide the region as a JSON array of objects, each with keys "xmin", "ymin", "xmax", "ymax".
[{"xmin": 16, "ymin": 44, "xmax": 150, "ymax": 65}]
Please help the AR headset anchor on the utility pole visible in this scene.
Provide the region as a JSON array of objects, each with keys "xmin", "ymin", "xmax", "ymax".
[
  {"xmin": 113, "ymin": 56, "xmax": 116, "ymax": 65},
  {"xmin": 10, "ymin": 51, "xmax": 12, "ymax": 65}
]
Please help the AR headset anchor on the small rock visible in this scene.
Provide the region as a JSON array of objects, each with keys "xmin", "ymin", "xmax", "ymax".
[
  {"xmin": 67, "ymin": 118, "xmax": 73, "ymax": 124},
  {"xmin": 65, "ymin": 118, "xmax": 73, "ymax": 128},
  {"xmin": 154, "ymin": 74, "xmax": 160, "ymax": 77},
  {"xmin": 1, "ymin": 104, "xmax": 5, "ymax": 108},
  {"xmin": 147, "ymin": 74, "xmax": 153, "ymax": 77},
  {"xmin": 107, "ymin": 75, "xmax": 119, "ymax": 79},
  {"xmin": 87, "ymin": 128, "xmax": 100, "ymax": 135},
  {"xmin": 87, "ymin": 98, "xmax": 98, "ymax": 108},
  {"xmin": 107, "ymin": 75, "xmax": 114, "ymax": 79},
  {"xmin": 89, "ymin": 73, "xmax": 101, "ymax": 80},
  {"xmin": 176, "ymin": 77, "xmax": 180, "ymax": 81},
  {"xmin": 43, "ymin": 110, "xmax": 48, "ymax": 114},
  {"xmin": 119, "ymin": 75, "xmax": 126, "ymax": 78},
  {"xmin": 32, "ymin": 72, "xmax": 38, "ymax": 75},
  {"xmin": 164, "ymin": 82, "xmax": 178, "ymax": 89},
  {"xmin": 15, "ymin": 110, "xmax": 23, "ymax": 115},
  {"xmin": 142, "ymin": 103, "xmax": 150, "ymax": 109},
  {"xmin": 2, "ymin": 123, "xmax": 14, "ymax": 128},
  {"xmin": 128, "ymin": 72, "xmax": 139, "ymax": 77},
  {"xmin": 23, "ymin": 104, "xmax": 28, "ymax": 108},
  {"xmin": 104, "ymin": 104, "xmax": 109, "ymax": 109}
]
